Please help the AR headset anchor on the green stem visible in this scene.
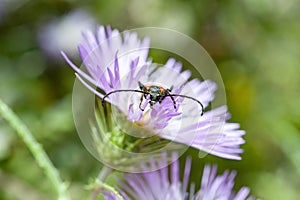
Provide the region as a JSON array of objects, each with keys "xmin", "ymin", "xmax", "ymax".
[
  {"xmin": 89, "ymin": 166, "xmax": 123, "ymax": 200},
  {"xmin": 0, "ymin": 99, "xmax": 69, "ymax": 200},
  {"xmin": 96, "ymin": 165, "xmax": 113, "ymax": 181}
]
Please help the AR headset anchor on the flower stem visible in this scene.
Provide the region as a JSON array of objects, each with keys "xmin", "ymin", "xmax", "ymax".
[
  {"xmin": 0, "ymin": 99, "xmax": 69, "ymax": 200},
  {"xmin": 97, "ymin": 165, "xmax": 113, "ymax": 181},
  {"xmin": 89, "ymin": 166, "xmax": 123, "ymax": 200}
]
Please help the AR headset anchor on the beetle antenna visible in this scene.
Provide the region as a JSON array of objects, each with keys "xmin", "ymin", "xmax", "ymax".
[
  {"xmin": 168, "ymin": 94, "xmax": 204, "ymax": 116},
  {"xmin": 102, "ymin": 89, "xmax": 150, "ymax": 106}
]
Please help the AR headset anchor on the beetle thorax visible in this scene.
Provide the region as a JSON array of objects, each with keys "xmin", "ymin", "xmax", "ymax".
[{"xmin": 147, "ymin": 86, "xmax": 164, "ymax": 107}]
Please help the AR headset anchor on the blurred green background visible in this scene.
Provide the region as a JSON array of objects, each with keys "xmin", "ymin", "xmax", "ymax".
[{"xmin": 0, "ymin": 0, "xmax": 299, "ymax": 199}]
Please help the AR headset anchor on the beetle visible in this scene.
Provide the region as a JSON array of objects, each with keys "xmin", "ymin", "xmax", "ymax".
[{"xmin": 102, "ymin": 81, "xmax": 204, "ymax": 116}]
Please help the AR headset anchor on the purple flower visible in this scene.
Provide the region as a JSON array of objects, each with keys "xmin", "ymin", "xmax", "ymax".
[
  {"xmin": 103, "ymin": 154, "xmax": 255, "ymax": 200},
  {"xmin": 62, "ymin": 25, "xmax": 245, "ymax": 160}
]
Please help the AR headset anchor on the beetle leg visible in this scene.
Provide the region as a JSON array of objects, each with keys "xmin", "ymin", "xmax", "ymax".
[
  {"xmin": 158, "ymin": 90, "xmax": 168, "ymax": 104},
  {"xmin": 168, "ymin": 94, "xmax": 177, "ymax": 109},
  {"xmin": 139, "ymin": 94, "xmax": 145, "ymax": 111},
  {"xmin": 159, "ymin": 95, "xmax": 165, "ymax": 104},
  {"xmin": 165, "ymin": 88, "xmax": 176, "ymax": 108},
  {"xmin": 159, "ymin": 92, "xmax": 177, "ymax": 109},
  {"xmin": 138, "ymin": 81, "xmax": 145, "ymax": 90}
]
